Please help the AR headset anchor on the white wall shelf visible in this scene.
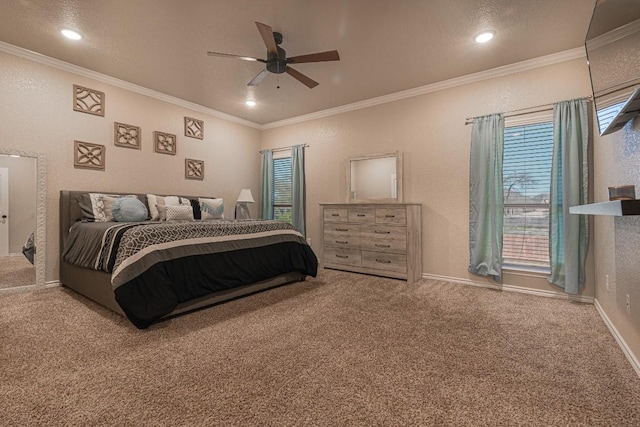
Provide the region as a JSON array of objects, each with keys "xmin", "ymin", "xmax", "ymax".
[{"xmin": 569, "ymin": 200, "xmax": 640, "ymax": 216}]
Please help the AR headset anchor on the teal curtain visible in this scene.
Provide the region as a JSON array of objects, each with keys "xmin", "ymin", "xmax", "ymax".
[
  {"xmin": 549, "ymin": 98, "xmax": 589, "ymax": 294},
  {"xmin": 469, "ymin": 114, "xmax": 505, "ymax": 282},
  {"xmin": 291, "ymin": 145, "xmax": 306, "ymax": 236},
  {"xmin": 260, "ymin": 149, "xmax": 274, "ymax": 219}
]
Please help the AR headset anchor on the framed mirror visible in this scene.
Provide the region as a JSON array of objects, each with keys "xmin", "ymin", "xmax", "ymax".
[
  {"xmin": 0, "ymin": 148, "xmax": 46, "ymax": 293},
  {"xmin": 347, "ymin": 151, "xmax": 402, "ymax": 203}
]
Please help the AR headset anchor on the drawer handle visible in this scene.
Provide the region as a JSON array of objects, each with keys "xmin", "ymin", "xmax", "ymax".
[
  {"xmin": 335, "ymin": 228, "xmax": 349, "ymax": 231},
  {"xmin": 374, "ymin": 230, "xmax": 391, "ymax": 234},
  {"xmin": 357, "ymin": 214, "xmax": 366, "ymax": 217},
  {"xmin": 385, "ymin": 214, "xmax": 395, "ymax": 218},
  {"xmin": 331, "ymin": 213, "xmax": 339, "ymax": 217},
  {"xmin": 375, "ymin": 244, "xmax": 391, "ymax": 248},
  {"xmin": 335, "ymin": 254, "xmax": 349, "ymax": 259},
  {"xmin": 375, "ymin": 259, "xmax": 391, "ymax": 264},
  {"xmin": 335, "ymin": 240, "xmax": 348, "ymax": 244}
]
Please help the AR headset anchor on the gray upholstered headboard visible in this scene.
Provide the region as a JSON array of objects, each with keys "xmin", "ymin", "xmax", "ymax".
[{"xmin": 59, "ymin": 191, "xmax": 212, "ymax": 254}]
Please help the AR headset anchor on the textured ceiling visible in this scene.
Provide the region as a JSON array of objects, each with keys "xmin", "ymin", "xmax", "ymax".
[{"xmin": 0, "ymin": 0, "xmax": 595, "ymax": 125}]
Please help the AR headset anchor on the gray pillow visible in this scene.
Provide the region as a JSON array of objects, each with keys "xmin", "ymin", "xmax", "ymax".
[
  {"xmin": 112, "ymin": 197, "xmax": 149, "ymax": 222},
  {"xmin": 74, "ymin": 193, "xmax": 95, "ymax": 221}
]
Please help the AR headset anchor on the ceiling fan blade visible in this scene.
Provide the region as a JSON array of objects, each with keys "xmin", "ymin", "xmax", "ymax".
[
  {"xmin": 286, "ymin": 66, "xmax": 319, "ymax": 88},
  {"xmin": 247, "ymin": 69, "xmax": 270, "ymax": 86},
  {"xmin": 287, "ymin": 50, "xmax": 340, "ymax": 64},
  {"xmin": 255, "ymin": 22, "xmax": 278, "ymax": 57},
  {"xmin": 207, "ymin": 51, "xmax": 266, "ymax": 62}
]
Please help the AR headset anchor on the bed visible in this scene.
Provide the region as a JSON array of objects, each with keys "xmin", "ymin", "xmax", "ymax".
[{"xmin": 59, "ymin": 191, "xmax": 318, "ymax": 329}]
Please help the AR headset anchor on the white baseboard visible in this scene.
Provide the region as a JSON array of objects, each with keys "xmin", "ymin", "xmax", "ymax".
[
  {"xmin": 45, "ymin": 280, "xmax": 61, "ymax": 288},
  {"xmin": 421, "ymin": 273, "xmax": 595, "ymax": 304},
  {"xmin": 594, "ymin": 299, "xmax": 640, "ymax": 378}
]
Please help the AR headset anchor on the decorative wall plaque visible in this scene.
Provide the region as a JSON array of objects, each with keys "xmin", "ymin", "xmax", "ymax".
[
  {"xmin": 73, "ymin": 84, "xmax": 105, "ymax": 117},
  {"xmin": 184, "ymin": 117, "xmax": 204, "ymax": 140},
  {"xmin": 74, "ymin": 141, "xmax": 105, "ymax": 170},
  {"xmin": 153, "ymin": 131, "xmax": 177, "ymax": 155},
  {"xmin": 185, "ymin": 158, "xmax": 205, "ymax": 180},
  {"xmin": 114, "ymin": 122, "xmax": 141, "ymax": 149}
]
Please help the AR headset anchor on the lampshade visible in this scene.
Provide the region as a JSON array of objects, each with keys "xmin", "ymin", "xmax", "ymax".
[{"xmin": 236, "ymin": 189, "xmax": 255, "ymax": 203}]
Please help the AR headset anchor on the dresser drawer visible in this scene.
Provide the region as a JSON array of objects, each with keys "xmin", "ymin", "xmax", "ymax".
[
  {"xmin": 324, "ymin": 223, "xmax": 360, "ymax": 237},
  {"xmin": 376, "ymin": 208, "xmax": 407, "ymax": 225},
  {"xmin": 361, "ymin": 237, "xmax": 406, "ymax": 254},
  {"xmin": 324, "ymin": 235, "xmax": 361, "ymax": 250},
  {"xmin": 362, "ymin": 251, "xmax": 407, "ymax": 273},
  {"xmin": 361, "ymin": 225, "xmax": 406, "ymax": 242},
  {"xmin": 324, "ymin": 208, "xmax": 348, "ymax": 222},
  {"xmin": 324, "ymin": 247, "xmax": 362, "ymax": 267},
  {"xmin": 348, "ymin": 207, "xmax": 375, "ymax": 223}
]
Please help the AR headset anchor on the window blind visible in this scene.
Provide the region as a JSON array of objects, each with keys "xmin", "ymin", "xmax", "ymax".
[
  {"xmin": 503, "ymin": 121, "xmax": 554, "ymax": 270},
  {"xmin": 273, "ymin": 157, "xmax": 292, "ymax": 222}
]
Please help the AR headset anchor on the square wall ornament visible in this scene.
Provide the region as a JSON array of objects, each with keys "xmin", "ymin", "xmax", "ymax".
[
  {"xmin": 154, "ymin": 131, "xmax": 177, "ymax": 155},
  {"xmin": 185, "ymin": 158, "xmax": 204, "ymax": 180},
  {"xmin": 114, "ymin": 122, "xmax": 141, "ymax": 149},
  {"xmin": 184, "ymin": 117, "xmax": 204, "ymax": 140},
  {"xmin": 74, "ymin": 140, "xmax": 105, "ymax": 170},
  {"xmin": 73, "ymin": 84, "xmax": 105, "ymax": 117}
]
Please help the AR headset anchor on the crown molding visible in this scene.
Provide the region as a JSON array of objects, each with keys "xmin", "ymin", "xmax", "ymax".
[
  {"xmin": 587, "ymin": 18, "xmax": 640, "ymax": 50},
  {"xmin": 262, "ymin": 47, "xmax": 586, "ymax": 129},
  {"xmin": 0, "ymin": 41, "xmax": 262, "ymax": 130},
  {"xmin": 0, "ymin": 40, "xmax": 586, "ymax": 132}
]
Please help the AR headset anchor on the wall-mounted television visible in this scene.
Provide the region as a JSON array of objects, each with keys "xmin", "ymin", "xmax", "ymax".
[{"xmin": 585, "ymin": 0, "xmax": 640, "ymax": 136}]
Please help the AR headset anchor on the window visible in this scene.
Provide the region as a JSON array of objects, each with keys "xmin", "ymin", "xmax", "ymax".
[
  {"xmin": 272, "ymin": 156, "xmax": 292, "ymax": 223},
  {"xmin": 503, "ymin": 121, "xmax": 554, "ymax": 271}
]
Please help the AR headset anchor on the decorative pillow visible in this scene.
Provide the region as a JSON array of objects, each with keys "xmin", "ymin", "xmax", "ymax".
[
  {"xmin": 112, "ymin": 197, "xmax": 148, "ymax": 222},
  {"xmin": 147, "ymin": 194, "xmax": 191, "ymax": 220},
  {"xmin": 165, "ymin": 205, "xmax": 194, "ymax": 221},
  {"xmin": 199, "ymin": 198, "xmax": 224, "ymax": 220}
]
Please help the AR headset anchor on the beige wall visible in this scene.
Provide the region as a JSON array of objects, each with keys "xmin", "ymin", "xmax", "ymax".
[
  {"xmin": 592, "ymin": 116, "xmax": 640, "ymax": 362},
  {"xmin": 0, "ymin": 155, "xmax": 36, "ymax": 253},
  {"xmin": 262, "ymin": 57, "xmax": 594, "ymax": 294},
  {"xmin": 0, "ymin": 51, "xmax": 262, "ymax": 282}
]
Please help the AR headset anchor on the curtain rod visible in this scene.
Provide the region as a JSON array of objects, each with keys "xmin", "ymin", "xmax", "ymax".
[
  {"xmin": 259, "ymin": 143, "xmax": 309, "ymax": 154},
  {"xmin": 464, "ymin": 96, "xmax": 592, "ymax": 125}
]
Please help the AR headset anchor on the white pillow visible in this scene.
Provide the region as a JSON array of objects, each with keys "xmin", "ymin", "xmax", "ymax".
[
  {"xmin": 165, "ymin": 205, "xmax": 194, "ymax": 221},
  {"xmin": 147, "ymin": 194, "xmax": 191, "ymax": 220},
  {"xmin": 199, "ymin": 198, "xmax": 224, "ymax": 220}
]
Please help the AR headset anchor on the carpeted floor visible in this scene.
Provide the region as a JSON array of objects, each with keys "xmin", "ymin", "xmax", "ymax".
[
  {"xmin": 1, "ymin": 269, "xmax": 639, "ymax": 426},
  {"xmin": 0, "ymin": 255, "xmax": 36, "ymax": 289}
]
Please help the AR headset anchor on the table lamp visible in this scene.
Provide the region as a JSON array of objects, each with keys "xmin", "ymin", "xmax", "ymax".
[{"xmin": 235, "ymin": 189, "xmax": 255, "ymax": 219}]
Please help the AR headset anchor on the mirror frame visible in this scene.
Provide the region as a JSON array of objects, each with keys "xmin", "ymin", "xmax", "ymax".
[
  {"xmin": 0, "ymin": 148, "xmax": 46, "ymax": 293},
  {"xmin": 346, "ymin": 151, "xmax": 403, "ymax": 203},
  {"xmin": 585, "ymin": 0, "xmax": 640, "ymax": 135}
]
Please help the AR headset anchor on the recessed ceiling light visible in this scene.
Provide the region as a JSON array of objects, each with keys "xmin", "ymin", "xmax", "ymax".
[
  {"xmin": 245, "ymin": 100, "xmax": 256, "ymax": 107},
  {"xmin": 61, "ymin": 29, "xmax": 82, "ymax": 40},
  {"xmin": 474, "ymin": 31, "xmax": 495, "ymax": 44}
]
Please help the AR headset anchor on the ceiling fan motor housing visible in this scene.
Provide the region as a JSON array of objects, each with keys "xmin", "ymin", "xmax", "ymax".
[{"xmin": 267, "ymin": 44, "xmax": 287, "ymax": 74}]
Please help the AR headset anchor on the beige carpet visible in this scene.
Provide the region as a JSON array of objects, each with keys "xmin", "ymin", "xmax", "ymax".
[
  {"xmin": 0, "ymin": 255, "xmax": 36, "ymax": 289},
  {"xmin": 1, "ymin": 269, "xmax": 639, "ymax": 426}
]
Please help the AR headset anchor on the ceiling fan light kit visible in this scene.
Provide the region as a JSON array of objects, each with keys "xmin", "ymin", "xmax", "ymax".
[{"xmin": 207, "ymin": 22, "xmax": 340, "ymax": 89}]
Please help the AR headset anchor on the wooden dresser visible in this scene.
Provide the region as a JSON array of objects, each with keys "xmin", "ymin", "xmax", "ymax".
[{"xmin": 320, "ymin": 203, "xmax": 422, "ymax": 282}]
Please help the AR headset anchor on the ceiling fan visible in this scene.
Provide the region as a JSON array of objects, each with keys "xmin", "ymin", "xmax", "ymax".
[{"xmin": 207, "ymin": 22, "xmax": 340, "ymax": 89}]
